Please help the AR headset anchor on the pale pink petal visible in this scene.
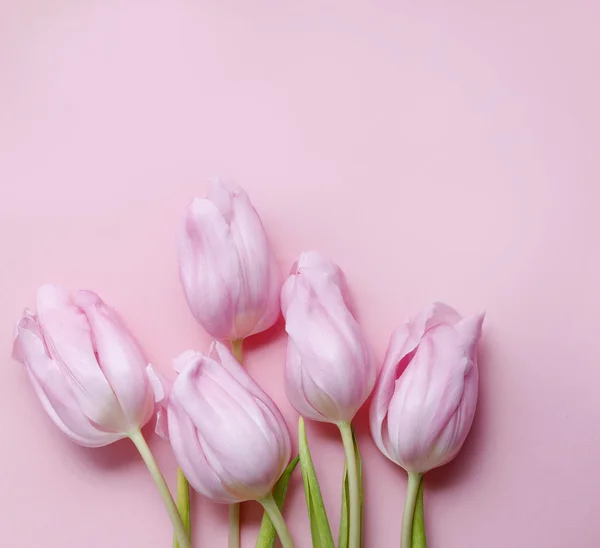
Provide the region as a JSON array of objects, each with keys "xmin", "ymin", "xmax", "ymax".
[
  {"xmin": 172, "ymin": 351, "xmax": 289, "ymax": 500},
  {"xmin": 283, "ymin": 340, "xmax": 328, "ymax": 422},
  {"xmin": 172, "ymin": 349, "xmax": 198, "ymax": 373},
  {"xmin": 228, "ymin": 188, "xmax": 275, "ymax": 338},
  {"xmin": 369, "ymin": 324, "xmax": 411, "ymax": 460},
  {"xmin": 168, "ymin": 401, "xmax": 238, "ymax": 503},
  {"xmin": 178, "ymin": 181, "xmax": 282, "ymax": 341},
  {"xmin": 177, "ymin": 197, "xmax": 239, "ymax": 339},
  {"xmin": 146, "ymin": 365, "xmax": 170, "ymax": 440},
  {"xmin": 248, "ymin": 255, "xmax": 282, "ymax": 337},
  {"xmin": 286, "ymin": 251, "xmax": 354, "ymax": 316},
  {"xmin": 454, "ymin": 312, "xmax": 486, "ymax": 359},
  {"xmin": 283, "ymin": 271, "xmax": 373, "ymax": 422},
  {"xmin": 76, "ymin": 290, "xmax": 153, "ymax": 429},
  {"xmin": 427, "ymin": 363, "xmax": 479, "ymax": 468},
  {"xmin": 13, "ymin": 313, "xmax": 120, "ymax": 446},
  {"xmin": 36, "ymin": 285, "xmax": 126, "ymax": 432},
  {"xmin": 206, "ymin": 178, "xmax": 235, "ymax": 220},
  {"xmin": 370, "ymin": 303, "xmax": 483, "ymax": 474},
  {"xmin": 210, "ymin": 342, "xmax": 290, "ymax": 442},
  {"xmin": 388, "ymin": 326, "xmax": 469, "ymax": 468}
]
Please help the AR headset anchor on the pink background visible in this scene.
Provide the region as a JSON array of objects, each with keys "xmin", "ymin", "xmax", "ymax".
[{"xmin": 1, "ymin": 1, "xmax": 600, "ymax": 546}]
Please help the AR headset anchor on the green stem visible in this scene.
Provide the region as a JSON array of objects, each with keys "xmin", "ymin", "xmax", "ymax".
[
  {"xmin": 411, "ymin": 477, "xmax": 426, "ymax": 548},
  {"xmin": 338, "ymin": 422, "xmax": 360, "ymax": 548},
  {"xmin": 173, "ymin": 467, "xmax": 191, "ymax": 548},
  {"xmin": 401, "ymin": 472, "xmax": 422, "ymax": 548},
  {"xmin": 229, "ymin": 503, "xmax": 240, "ymax": 548},
  {"xmin": 260, "ymin": 493, "xmax": 295, "ymax": 548},
  {"xmin": 129, "ymin": 429, "xmax": 191, "ymax": 548},
  {"xmin": 228, "ymin": 337, "xmax": 243, "ymax": 548},
  {"xmin": 231, "ymin": 338, "xmax": 243, "ymax": 363}
]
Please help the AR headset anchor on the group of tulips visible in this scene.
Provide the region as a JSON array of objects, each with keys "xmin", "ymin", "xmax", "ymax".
[{"xmin": 12, "ymin": 180, "xmax": 484, "ymax": 547}]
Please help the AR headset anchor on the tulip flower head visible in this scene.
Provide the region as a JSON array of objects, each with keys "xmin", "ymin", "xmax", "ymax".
[
  {"xmin": 281, "ymin": 251, "xmax": 375, "ymax": 424},
  {"xmin": 148, "ymin": 341, "xmax": 291, "ymax": 503},
  {"xmin": 177, "ymin": 180, "xmax": 282, "ymax": 341},
  {"xmin": 12, "ymin": 285, "xmax": 154, "ymax": 446},
  {"xmin": 370, "ymin": 303, "xmax": 484, "ymax": 474}
]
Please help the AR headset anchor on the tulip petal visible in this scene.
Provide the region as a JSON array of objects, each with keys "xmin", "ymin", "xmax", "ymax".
[
  {"xmin": 284, "ymin": 273, "xmax": 371, "ymax": 422},
  {"xmin": 173, "ymin": 349, "xmax": 201, "ymax": 373},
  {"xmin": 228, "ymin": 188, "xmax": 277, "ymax": 338},
  {"xmin": 370, "ymin": 303, "xmax": 483, "ymax": 473},
  {"xmin": 146, "ymin": 365, "xmax": 170, "ymax": 440},
  {"xmin": 211, "ymin": 342, "xmax": 291, "ymax": 448},
  {"xmin": 427, "ymin": 362, "xmax": 479, "ymax": 468},
  {"xmin": 178, "ymin": 197, "xmax": 239, "ymax": 339},
  {"xmin": 206, "ymin": 178, "xmax": 234, "ymax": 220},
  {"xmin": 370, "ymin": 302, "xmax": 466, "ymax": 462},
  {"xmin": 387, "ymin": 327, "xmax": 468, "ymax": 467},
  {"xmin": 172, "ymin": 351, "xmax": 288, "ymax": 500},
  {"xmin": 284, "ymin": 341, "xmax": 323, "ymax": 420},
  {"xmin": 146, "ymin": 365, "xmax": 166, "ymax": 404},
  {"xmin": 369, "ymin": 324, "xmax": 412, "ymax": 461},
  {"xmin": 455, "ymin": 312, "xmax": 486, "ymax": 359},
  {"xmin": 284, "ymin": 340, "xmax": 334, "ymax": 422},
  {"xmin": 178, "ymin": 181, "xmax": 282, "ymax": 340},
  {"xmin": 36, "ymin": 285, "xmax": 126, "ymax": 432},
  {"xmin": 75, "ymin": 290, "xmax": 153, "ymax": 430},
  {"xmin": 249, "ymin": 256, "xmax": 282, "ymax": 337},
  {"xmin": 284, "ymin": 251, "xmax": 352, "ymax": 314},
  {"xmin": 13, "ymin": 313, "xmax": 120, "ymax": 447},
  {"xmin": 211, "ymin": 343, "xmax": 291, "ymax": 463},
  {"xmin": 168, "ymin": 400, "xmax": 238, "ymax": 503}
]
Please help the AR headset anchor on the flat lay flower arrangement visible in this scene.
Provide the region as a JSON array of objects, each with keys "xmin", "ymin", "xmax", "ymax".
[{"xmin": 12, "ymin": 180, "xmax": 484, "ymax": 548}]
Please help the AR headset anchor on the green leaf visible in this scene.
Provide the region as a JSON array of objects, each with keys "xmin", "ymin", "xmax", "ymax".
[
  {"xmin": 255, "ymin": 456, "xmax": 299, "ymax": 548},
  {"xmin": 354, "ymin": 428, "xmax": 363, "ymax": 548},
  {"xmin": 338, "ymin": 426, "xmax": 363, "ymax": 548},
  {"xmin": 411, "ymin": 477, "xmax": 427, "ymax": 548},
  {"xmin": 173, "ymin": 468, "xmax": 191, "ymax": 548},
  {"xmin": 338, "ymin": 463, "xmax": 349, "ymax": 548},
  {"xmin": 307, "ymin": 483, "xmax": 323, "ymax": 548},
  {"xmin": 298, "ymin": 417, "xmax": 335, "ymax": 548}
]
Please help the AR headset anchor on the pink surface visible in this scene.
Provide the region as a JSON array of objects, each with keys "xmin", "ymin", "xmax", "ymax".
[{"xmin": 1, "ymin": 1, "xmax": 599, "ymax": 546}]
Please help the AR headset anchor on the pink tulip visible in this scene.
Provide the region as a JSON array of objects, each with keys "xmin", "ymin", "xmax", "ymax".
[
  {"xmin": 12, "ymin": 285, "xmax": 154, "ymax": 446},
  {"xmin": 281, "ymin": 251, "xmax": 375, "ymax": 424},
  {"xmin": 177, "ymin": 180, "xmax": 282, "ymax": 341},
  {"xmin": 370, "ymin": 302, "xmax": 484, "ymax": 474},
  {"xmin": 148, "ymin": 341, "xmax": 292, "ymax": 503}
]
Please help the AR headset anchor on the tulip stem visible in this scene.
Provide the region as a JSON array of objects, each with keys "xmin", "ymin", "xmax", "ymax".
[
  {"xmin": 173, "ymin": 467, "xmax": 191, "ymax": 548},
  {"xmin": 228, "ymin": 337, "xmax": 243, "ymax": 548},
  {"xmin": 228, "ymin": 503, "xmax": 241, "ymax": 548},
  {"xmin": 412, "ymin": 476, "xmax": 427, "ymax": 548},
  {"xmin": 338, "ymin": 421, "xmax": 361, "ymax": 548},
  {"xmin": 231, "ymin": 338, "xmax": 243, "ymax": 363},
  {"xmin": 260, "ymin": 492, "xmax": 295, "ymax": 548},
  {"xmin": 401, "ymin": 472, "xmax": 422, "ymax": 548},
  {"xmin": 129, "ymin": 429, "xmax": 191, "ymax": 548}
]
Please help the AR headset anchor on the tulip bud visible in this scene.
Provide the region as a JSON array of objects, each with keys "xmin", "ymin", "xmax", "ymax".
[
  {"xmin": 370, "ymin": 303, "xmax": 484, "ymax": 474},
  {"xmin": 149, "ymin": 342, "xmax": 291, "ymax": 503},
  {"xmin": 12, "ymin": 285, "xmax": 154, "ymax": 446},
  {"xmin": 281, "ymin": 251, "xmax": 375, "ymax": 424},
  {"xmin": 177, "ymin": 180, "xmax": 282, "ymax": 341}
]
